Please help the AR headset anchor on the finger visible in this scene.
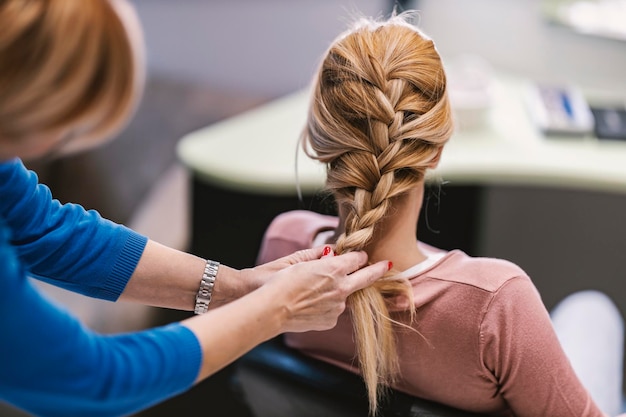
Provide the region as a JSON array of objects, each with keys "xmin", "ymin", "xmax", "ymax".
[
  {"xmin": 320, "ymin": 245, "xmax": 335, "ymax": 259},
  {"xmin": 283, "ymin": 246, "xmax": 326, "ymax": 264},
  {"xmin": 325, "ymin": 250, "xmax": 369, "ymax": 275},
  {"xmin": 344, "ymin": 260, "xmax": 390, "ymax": 293}
]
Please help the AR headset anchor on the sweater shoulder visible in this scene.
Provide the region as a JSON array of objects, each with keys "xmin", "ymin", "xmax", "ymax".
[{"xmin": 429, "ymin": 251, "xmax": 530, "ymax": 293}]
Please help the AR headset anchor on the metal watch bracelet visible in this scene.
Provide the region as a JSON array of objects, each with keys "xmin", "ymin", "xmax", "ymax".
[{"xmin": 194, "ymin": 260, "xmax": 220, "ymax": 314}]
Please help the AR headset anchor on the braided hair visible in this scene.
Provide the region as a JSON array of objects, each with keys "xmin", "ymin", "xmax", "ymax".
[{"xmin": 302, "ymin": 13, "xmax": 453, "ymax": 414}]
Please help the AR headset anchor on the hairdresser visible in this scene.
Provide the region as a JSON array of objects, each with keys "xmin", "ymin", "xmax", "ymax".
[{"xmin": 0, "ymin": 1, "xmax": 390, "ymax": 416}]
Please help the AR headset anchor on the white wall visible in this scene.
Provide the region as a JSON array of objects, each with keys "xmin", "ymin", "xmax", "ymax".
[
  {"xmin": 135, "ymin": 0, "xmax": 626, "ymax": 98},
  {"xmin": 134, "ymin": 0, "xmax": 389, "ymax": 97},
  {"xmin": 417, "ymin": 0, "xmax": 626, "ymax": 100}
]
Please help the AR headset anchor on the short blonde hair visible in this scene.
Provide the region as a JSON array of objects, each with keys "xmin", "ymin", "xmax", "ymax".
[
  {"xmin": 0, "ymin": 0, "xmax": 141, "ymax": 150},
  {"xmin": 302, "ymin": 13, "xmax": 453, "ymax": 414}
]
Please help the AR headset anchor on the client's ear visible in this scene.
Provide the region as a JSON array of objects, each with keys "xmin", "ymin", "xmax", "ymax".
[{"xmin": 428, "ymin": 147, "xmax": 444, "ymax": 169}]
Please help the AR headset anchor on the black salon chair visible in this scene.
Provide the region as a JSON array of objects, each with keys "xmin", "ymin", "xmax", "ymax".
[{"xmin": 233, "ymin": 337, "xmax": 483, "ymax": 417}]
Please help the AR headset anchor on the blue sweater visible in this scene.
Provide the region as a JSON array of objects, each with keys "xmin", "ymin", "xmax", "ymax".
[{"xmin": 0, "ymin": 159, "xmax": 202, "ymax": 417}]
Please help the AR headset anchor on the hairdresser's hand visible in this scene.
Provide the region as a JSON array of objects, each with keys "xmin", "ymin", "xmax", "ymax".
[
  {"xmin": 232, "ymin": 245, "xmax": 333, "ymax": 299},
  {"xmin": 250, "ymin": 245, "xmax": 331, "ymax": 276},
  {"xmin": 182, "ymin": 246, "xmax": 388, "ymax": 382},
  {"xmin": 258, "ymin": 246, "xmax": 390, "ymax": 333},
  {"xmin": 205, "ymin": 247, "xmax": 320, "ymax": 307}
]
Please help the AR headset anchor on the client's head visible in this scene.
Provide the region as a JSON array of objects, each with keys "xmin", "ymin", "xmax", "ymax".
[{"xmin": 301, "ymin": 12, "xmax": 453, "ymax": 413}]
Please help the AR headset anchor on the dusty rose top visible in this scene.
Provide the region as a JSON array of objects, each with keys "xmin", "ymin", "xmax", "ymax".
[{"xmin": 257, "ymin": 210, "xmax": 605, "ymax": 417}]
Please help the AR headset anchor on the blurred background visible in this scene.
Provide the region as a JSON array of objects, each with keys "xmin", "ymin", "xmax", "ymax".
[
  {"xmin": 32, "ymin": 0, "xmax": 626, "ymax": 224},
  {"xmin": 11, "ymin": 0, "xmax": 626, "ymax": 416}
]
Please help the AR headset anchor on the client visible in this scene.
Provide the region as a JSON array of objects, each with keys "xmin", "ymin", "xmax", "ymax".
[{"xmin": 257, "ymin": 12, "xmax": 625, "ymax": 417}]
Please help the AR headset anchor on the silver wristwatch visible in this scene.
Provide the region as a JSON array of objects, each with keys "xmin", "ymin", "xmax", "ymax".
[{"xmin": 194, "ymin": 260, "xmax": 220, "ymax": 314}]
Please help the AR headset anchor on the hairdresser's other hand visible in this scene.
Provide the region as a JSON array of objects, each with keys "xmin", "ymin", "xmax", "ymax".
[{"xmin": 258, "ymin": 246, "xmax": 389, "ymax": 333}]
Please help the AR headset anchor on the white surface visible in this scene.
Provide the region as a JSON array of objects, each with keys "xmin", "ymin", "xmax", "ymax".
[
  {"xmin": 178, "ymin": 74, "xmax": 626, "ymax": 196},
  {"xmin": 178, "ymin": 88, "xmax": 318, "ymax": 195}
]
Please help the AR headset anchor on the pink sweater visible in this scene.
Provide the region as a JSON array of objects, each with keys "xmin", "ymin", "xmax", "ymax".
[{"xmin": 257, "ymin": 210, "xmax": 605, "ymax": 417}]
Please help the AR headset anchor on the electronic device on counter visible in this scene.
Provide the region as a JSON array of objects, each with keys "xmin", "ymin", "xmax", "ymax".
[
  {"xmin": 526, "ymin": 84, "xmax": 594, "ymax": 137},
  {"xmin": 590, "ymin": 107, "xmax": 626, "ymax": 141}
]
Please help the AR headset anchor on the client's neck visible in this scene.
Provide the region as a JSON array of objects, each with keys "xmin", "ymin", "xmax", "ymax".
[{"xmin": 333, "ymin": 184, "xmax": 428, "ymax": 272}]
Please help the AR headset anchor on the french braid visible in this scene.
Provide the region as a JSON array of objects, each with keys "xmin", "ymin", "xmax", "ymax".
[{"xmin": 302, "ymin": 13, "xmax": 453, "ymax": 415}]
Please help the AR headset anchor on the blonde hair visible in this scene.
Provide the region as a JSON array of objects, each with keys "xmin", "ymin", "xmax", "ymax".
[
  {"xmin": 0, "ymin": 0, "xmax": 141, "ymax": 151},
  {"xmin": 302, "ymin": 13, "xmax": 453, "ymax": 414}
]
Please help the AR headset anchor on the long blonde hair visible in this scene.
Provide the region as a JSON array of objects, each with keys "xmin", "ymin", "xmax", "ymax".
[
  {"xmin": 302, "ymin": 13, "xmax": 453, "ymax": 414},
  {"xmin": 0, "ymin": 0, "xmax": 141, "ymax": 151}
]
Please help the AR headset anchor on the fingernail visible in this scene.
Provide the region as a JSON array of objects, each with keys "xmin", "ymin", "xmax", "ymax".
[
  {"xmin": 387, "ymin": 261, "xmax": 393, "ymax": 271},
  {"xmin": 322, "ymin": 246, "xmax": 331, "ymax": 256}
]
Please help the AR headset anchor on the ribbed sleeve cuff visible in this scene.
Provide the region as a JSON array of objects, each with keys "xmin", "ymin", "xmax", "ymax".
[
  {"xmin": 116, "ymin": 323, "xmax": 203, "ymax": 415},
  {"xmin": 100, "ymin": 230, "xmax": 148, "ymax": 301},
  {"xmin": 165, "ymin": 324, "xmax": 204, "ymax": 389}
]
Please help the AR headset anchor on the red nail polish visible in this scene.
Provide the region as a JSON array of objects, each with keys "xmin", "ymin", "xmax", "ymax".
[
  {"xmin": 388, "ymin": 261, "xmax": 393, "ymax": 271},
  {"xmin": 322, "ymin": 246, "xmax": 331, "ymax": 256}
]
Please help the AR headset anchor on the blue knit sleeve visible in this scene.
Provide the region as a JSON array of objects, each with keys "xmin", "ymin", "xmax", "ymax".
[
  {"xmin": 0, "ymin": 219, "xmax": 202, "ymax": 417},
  {"xmin": 0, "ymin": 158, "xmax": 147, "ymax": 301}
]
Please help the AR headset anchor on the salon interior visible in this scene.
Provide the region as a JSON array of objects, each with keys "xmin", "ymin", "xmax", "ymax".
[{"xmin": 8, "ymin": 0, "xmax": 626, "ymax": 416}]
